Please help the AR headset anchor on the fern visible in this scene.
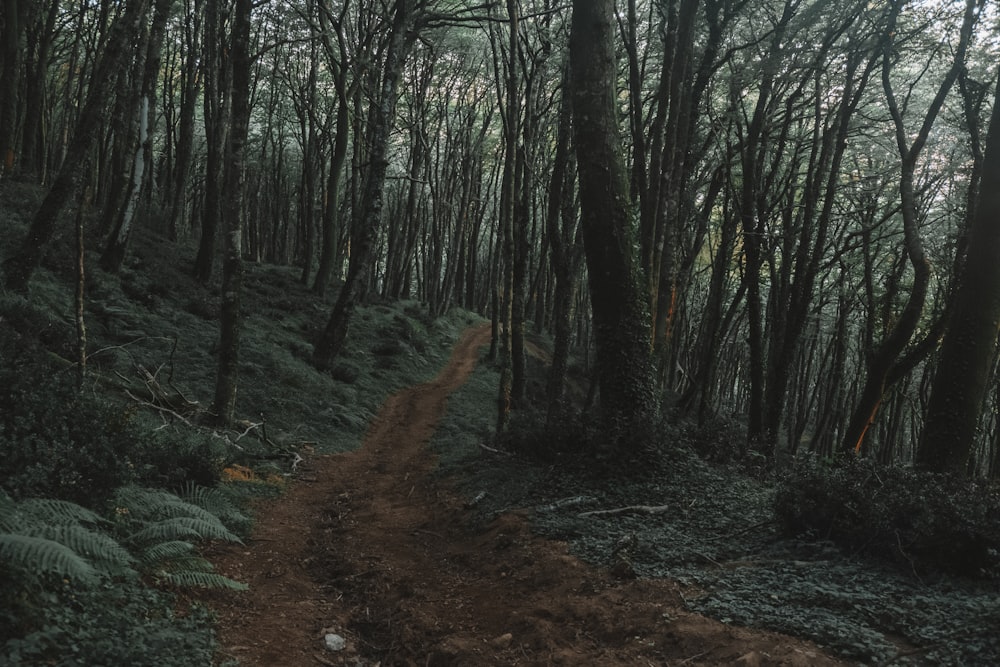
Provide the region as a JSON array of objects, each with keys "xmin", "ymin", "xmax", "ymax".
[
  {"xmin": 115, "ymin": 486, "xmax": 245, "ymax": 540},
  {"xmin": 115, "ymin": 486, "xmax": 220, "ymax": 524},
  {"xmin": 139, "ymin": 540, "xmax": 195, "ymax": 566},
  {"xmin": 161, "ymin": 571, "xmax": 248, "ymax": 591},
  {"xmin": 0, "ymin": 533, "xmax": 100, "ymax": 583},
  {"xmin": 126, "ymin": 516, "xmax": 242, "ymax": 546},
  {"xmin": 179, "ymin": 481, "xmax": 252, "ymax": 535},
  {"xmin": 19, "ymin": 524, "xmax": 135, "ymax": 577},
  {"xmin": 17, "ymin": 498, "xmax": 106, "ymax": 526},
  {"xmin": 0, "ymin": 493, "xmax": 16, "ymax": 532}
]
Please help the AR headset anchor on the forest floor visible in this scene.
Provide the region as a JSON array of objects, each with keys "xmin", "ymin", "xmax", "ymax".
[{"xmin": 204, "ymin": 323, "xmax": 846, "ymax": 666}]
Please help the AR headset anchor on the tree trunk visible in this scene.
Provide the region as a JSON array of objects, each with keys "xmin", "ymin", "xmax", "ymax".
[
  {"xmin": 193, "ymin": 0, "xmax": 228, "ymax": 284},
  {"xmin": 99, "ymin": 0, "xmax": 172, "ymax": 272},
  {"xmin": 918, "ymin": 66, "xmax": 1000, "ymax": 474},
  {"xmin": 570, "ymin": 0, "xmax": 656, "ymax": 449},
  {"xmin": 313, "ymin": 0, "xmax": 418, "ymax": 369},
  {"xmin": 3, "ymin": 0, "xmax": 151, "ymax": 292},
  {"xmin": 495, "ymin": 0, "xmax": 519, "ymax": 434},
  {"xmin": 0, "ymin": 0, "xmax": 20, "ymax": 176},
  {"xmin": 212, "ymin": 0, "xmax": 251, "ymax": 426}
]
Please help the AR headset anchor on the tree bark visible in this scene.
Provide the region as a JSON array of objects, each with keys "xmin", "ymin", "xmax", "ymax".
[
  {"xmin": 0, "ymin": 0, "xmax": 20, "ymax": 176},
  {"xmin": 3, "ymin": 0, "xmax": 151, "ymax": 292},
  {"xmin": 570, "ymin": 0, "xmax": 656, "ymax": 449},
  {"xmin": 193, "ymin": 0, "xmax": 229, "ymax": 284},
  {"xmin": 212, "ymin": 0, "xmax": 251, "ymax": 426},
  {"xmin": 313, "ymin": 0, "xmax": 418, "ymax": 369},
  {"xmin": 918, "ymin": 66, "xmax": 1000, "ymax": 474},
  {"xmin": 99, "ymin": 0, "xmax": 173, "ymax": 274}
]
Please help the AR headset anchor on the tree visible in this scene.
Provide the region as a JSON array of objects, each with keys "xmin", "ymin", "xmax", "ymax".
[
  {"xmin": 313, "ymin": 0, "xmax": 420, "ymax": 369},
  {"xmin": 841, "ymin": 0, "xmax": 978, "ymax": 456},
  {"xmin": 0, "ymin": 0, "xmax": 22, "ymax": 176},
  {"xmin": 3, "ymin": 0, "xmax": 152, "ymax": 292},
  {"xmin": 212, "ymin": 0, "xmax": 252, "ymax": 425},
  {"xmin": 917, "ymin": 64, "xmax": 1000, "ymax": 475},
  {"xmin": 569, "ymin": 0, "xmax": 656, "ymax": 448},
  {"xmin": 100, "ymin": 0, "xmax": 175, "ymax": 274}
]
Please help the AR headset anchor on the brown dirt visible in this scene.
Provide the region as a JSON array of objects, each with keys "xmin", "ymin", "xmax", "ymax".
[{"xmin": 206, "ymin": 323, "xmax": 850, "ymax": 666}]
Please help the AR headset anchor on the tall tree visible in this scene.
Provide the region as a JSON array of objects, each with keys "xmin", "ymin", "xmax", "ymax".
[
  {"xmin": 569, "ymin": 0, "xmax": 656, "ymax": 448},
  {"xmin": 3, "ymin": 0, "xmax": 153, "ymax": 292},
  {"xmin": 192, "ymin": 0, "xmax": 229, "ymax": 284},
  {"xmin": 0, "ymin": 0, "xmax": 21, "ymax": 176},
  {"xmin": 313, "ymin": 0, "xmax": 419, "ymax": 368},
  {"xmin": 213, "ymin": 0, "xmax": 252, "ymax": 425},
  {"xmin": 841, "ymin": 0, "xmax": 978, "ymax": 455},
  {"xmin": 100, "ymin": 0, "xmax": 175, "ymax": 273},
  {"xmin": 918, "ymin": 65, "xmax": 1000, "ymax": 475}
]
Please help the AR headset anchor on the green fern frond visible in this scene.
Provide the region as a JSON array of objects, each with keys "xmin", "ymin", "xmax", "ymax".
[
  {"xmin": 0, "ymin": 494, "xmax": 17, "ymax": 532},
  {"xmin": 126, "ymin": 516, "xmax": 242, "ymax": 547},
  {"xmin": 179, "ymin": 482, "xmax": 251, "ymax": 534},
  {"xmin": 0, "ymin": 533, "xmax": 100, "ymax": 583},
  {"xmin": 160, "ymin": 570, "xmax": 248, "ymax": 591},
  {"xmin": 139, "ymin": 540, "xmax": 195, "ymax": 567},
  {"xmin": 115, "ymin": 486, "xmax": 239, "ymax": 533},
  {"xmin": 17, "ymin": 498, "xmax": 106, "ymax": 526},
  {"xmin": 21, "ymin": 524, "xmax": 135, "ymax": 574},
  {"xmin": 150, "ymin": 553, "xmax": 213, "ymax": 574}
]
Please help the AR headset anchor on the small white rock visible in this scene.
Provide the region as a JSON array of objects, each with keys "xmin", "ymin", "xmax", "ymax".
[{"xmin": 324, "ymin": 633, "xmax": 347, "ymax": 651}]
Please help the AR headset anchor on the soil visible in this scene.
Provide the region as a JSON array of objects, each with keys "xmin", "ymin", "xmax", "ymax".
[{"xmin": 206, "ymin": 323, "xmax": 849, "ymax": 666}]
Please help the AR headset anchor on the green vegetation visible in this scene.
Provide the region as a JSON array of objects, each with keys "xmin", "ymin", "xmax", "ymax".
[
  {"xmin": 775, "ymin": 457, "xmax": 1000, "ymax": 577},
  {"xmin": 0, "ymin": 182, "xmax": 481, "ymax": 664},
  {"xmin": 431, "ymin": 347, "xmax": 1000, "ymax": 665}
]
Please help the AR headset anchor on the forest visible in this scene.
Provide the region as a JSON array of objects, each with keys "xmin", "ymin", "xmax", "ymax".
[{"xmin": 2, "ymin": 0, "xmax": 1000, "ymax": 664}]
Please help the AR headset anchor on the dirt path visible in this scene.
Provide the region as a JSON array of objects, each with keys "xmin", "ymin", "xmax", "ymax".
[{"xmin": 207, "ymin": 324, "xmax": 848, "ymax": 666}]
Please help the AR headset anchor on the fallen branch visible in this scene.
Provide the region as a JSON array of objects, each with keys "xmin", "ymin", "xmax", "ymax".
[
  {"xmin": 479, "ymin": 441, "xmax": 512, "ymax": 456},
  {"xmin": 536, "ymin": 495, "xmax": 596, "ymax": 512},
  {"xmin": 578, "ymin": 505, "xmax": 670, "ymax": 518},
  {"xmin": 464, "ymin": 490, "xmax": 488, "ymax": 509},
  {"xmin": 125, "ymin": 388, "xmax": 195, "ymax": 427}
]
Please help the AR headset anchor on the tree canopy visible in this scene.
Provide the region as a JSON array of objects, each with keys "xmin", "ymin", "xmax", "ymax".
[{"xmin": 2, "ymin": 0, "xmax": 1000, "ymax": 475}]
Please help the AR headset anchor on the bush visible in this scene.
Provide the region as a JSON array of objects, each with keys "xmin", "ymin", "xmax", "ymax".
[
  {"xmin": 1, "ymin": 581, "xmax": 217, "ymax": 667},
  {"xmin": 132, "ymin": 426, "xmax": 226, "ymax": 491},
  {"xmin": 775, "ymin": 457, "xmax": 1000, "ymax": 578},
  {"xmin": 0, "ymin": 363, "xmax": 138, "ymax": 507},
  {"xmin": 0, "ymin": 354, "xmax": 226, "ymax": 506}
]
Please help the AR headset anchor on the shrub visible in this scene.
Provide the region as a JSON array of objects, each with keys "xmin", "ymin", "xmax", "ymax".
[
  {"xmin": 132, "ymin": 425, "xmax": 226, "ymax": 490},
  {"xmin": 775, "ymin": 457, "xmax": 1000, "ymax": 578},
  {"xmin": 1, "ymin": 582, "xmax": 217, "ymax": 667},
  {"xmin": 0, "ymin": 362, "xmax": 138, "ymax": 506}
]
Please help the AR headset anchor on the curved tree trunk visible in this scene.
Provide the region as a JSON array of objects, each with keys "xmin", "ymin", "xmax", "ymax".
[{"xmin": 313, "ymin": 0, "xmax": 418, "ymax": 369}]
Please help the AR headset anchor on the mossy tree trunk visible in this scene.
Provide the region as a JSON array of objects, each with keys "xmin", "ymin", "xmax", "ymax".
[{"xmin": 569, "ymin": 0, "xmax": 656, "ymax": 450}]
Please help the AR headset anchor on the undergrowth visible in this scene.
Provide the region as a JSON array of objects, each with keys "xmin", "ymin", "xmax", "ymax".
[
  {"xmin": 431, "ymin": 343, "xmax": 1000, "ymax": 665},
  {"xmin": 775, "ymin": 456, "xmax": 1000, "ymax": 578},
  {"xmin": 0, "ymin": 180, "xmax": 483, "ymax": 664}
]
